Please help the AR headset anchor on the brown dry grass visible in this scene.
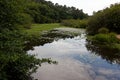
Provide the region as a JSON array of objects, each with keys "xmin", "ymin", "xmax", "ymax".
[{"xmin": 116, "ymin": 35, "xmax": 120, "ymax": 39}]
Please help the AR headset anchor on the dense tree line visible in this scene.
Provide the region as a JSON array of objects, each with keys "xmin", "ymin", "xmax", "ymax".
[
  {"xmin": 0, "ymin": 0, "xmax": 55, "ymax": 80},
  {"xmin": 25, "ymin": 0, "xmax": 88, "ymax": 23},
  {"xmin": 87, "ymin": 3, "xmax": 120, "ymax": 35}
]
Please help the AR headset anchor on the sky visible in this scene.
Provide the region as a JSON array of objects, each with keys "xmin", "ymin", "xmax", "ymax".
[{"xmin": 45, "ymin": 0, "xmax": 120, "ymax": 15}]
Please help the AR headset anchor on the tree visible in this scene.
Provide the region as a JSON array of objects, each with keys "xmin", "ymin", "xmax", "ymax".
[
  {"xmin": 0, "ymin": 0, "xmax": 55, "ymax": 80},
  {"xmin": 25, "ymin": 0, "xmax": 88, "ymax": 23},
  {"xmin": 0, "ymin": 0, "xmax": 33, "ymax": 30},
  {"xmin": 87, "ymin": 3, "xmax": 120, "ymax": 35}
]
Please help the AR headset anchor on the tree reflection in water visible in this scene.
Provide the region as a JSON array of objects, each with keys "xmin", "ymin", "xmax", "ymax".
[{"xmin": 86, "ymin": 40, "xmax": 120, "ymax": 64}]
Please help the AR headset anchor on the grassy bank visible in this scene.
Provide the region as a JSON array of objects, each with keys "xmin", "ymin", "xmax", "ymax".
[
  {"xmin": 87, "ymin": 33, "xmax": 120, "ymax": 50},
  {"xmin": 23, "ymin": 23, "xmax": 66, "ymax": 35},
  {"xmin": 61, "ymin": 19, "xmax": 88, "ymax": 28},
  {"xmin": 22, "ymin": 23, "xmax": 67, "ymax": 50}
]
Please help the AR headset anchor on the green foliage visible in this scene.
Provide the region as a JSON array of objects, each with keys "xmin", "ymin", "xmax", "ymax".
[
  {"xmin": 87, "ymin": 33, "xmax": 120, "ymax": 50},
  {"xmin": 0, "ymin": 30, "xmax": 24, "ymax": 54},
  {"xmin": 86, "ymin": 37, "xmax": 120, "ymax": 64},
  {"xmin": 0, "ymin": 53, "xmax": 38, "ymax": 80},
  {"xmin": 25, "ymin": 0, "xmax": 88, "ymax": 23},
  {"xmin": 23, "ymin": 23, "xmax": 65, "ymax": 35},
  {"xmin": 87, "ymin": 3, "xmax": 120, "ymax": 35},
  {"xmin": 61, "ymin": 19, "xmax": 88, "ymax": 28},
  {"xmin": 0, "ymin": 30, "xmax": 57, "ymax": 80},
  {"xmin": 0, "ymin": 0, "xmax": 28, "ymax": 30},
  {"xmin": 92, "ymin": 33, "xmax": 119, "ymax": 44},
  {"xmin": 79, "ymin": 19, "xmax": 88, "ymax": 28},
  {"xmin": 98, "ymin": 27, "xmax": 109, "ymax": 34},
  {"xmin": 61, "ymin": 19, "xmax": 77, "ymax": 27},
  {"xmin": 113, "ymin": 44, "xmax": 120, "ymax": 50},
  {"xmin": 17, "ymin": 13, "xmax": 32, "ymax": 29},
  {"xmin": 0, "ymin": 53, "xmax": 56, "ymax": 80},
  {"xmin": 0, "ymin": 0, "xmax": 57, "ymax": 80}
]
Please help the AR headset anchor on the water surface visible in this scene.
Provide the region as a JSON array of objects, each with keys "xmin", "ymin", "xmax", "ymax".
[{"xmin": 28, "ymin": 28, "xmax": 120, "ymax": 80}]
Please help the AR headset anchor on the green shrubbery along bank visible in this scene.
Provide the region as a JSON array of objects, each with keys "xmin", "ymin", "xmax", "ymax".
[
  {"xmin": 87, "ymin": 33, "xmax": 120, "ymax": 50},
  {"xmin": 86, "ymin": 3, "xmax": 120, "ymax": 49},
  {"xmin": 0, "ymin": 0, "xmax": 56, "ymax": 80},
  {"xmin": 91, "ymin": 33, "xmax": 119, "ymax": 44},
  {"xmin": 61, "ymin": 19, "xmax": 88, "ymax": 28}
]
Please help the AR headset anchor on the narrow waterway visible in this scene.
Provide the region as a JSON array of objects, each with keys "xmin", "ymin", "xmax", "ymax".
[{"xmin": 28, "ymin": 28, "xmax": 120, "ymax": 80}]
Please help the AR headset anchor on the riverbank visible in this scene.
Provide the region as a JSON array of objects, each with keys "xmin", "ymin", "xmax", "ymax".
[
  {"xmin": 87, "ymin": 33, "xmax": 120, "ymax": 50},
  {"xmin": 22, "ymin": 23, "xmax": 66, "ymax": 36},
  {"xmin": 23, "ymin": 23, "xmax": 83, "ymax": 50},
  {"xmin": 28, "ymin": 29, "xmax": 120, "ymax": 80}
]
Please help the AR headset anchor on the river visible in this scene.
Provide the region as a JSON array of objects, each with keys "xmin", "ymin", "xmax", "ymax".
[{"xmin": 28, "ymin": 28, "xmax": 120, "ymax": 80}]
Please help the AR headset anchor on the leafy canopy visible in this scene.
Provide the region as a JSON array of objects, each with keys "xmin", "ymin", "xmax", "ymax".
[{"xmin": 87, "ymin": 3, "xmax": 120, "ymax": 35}]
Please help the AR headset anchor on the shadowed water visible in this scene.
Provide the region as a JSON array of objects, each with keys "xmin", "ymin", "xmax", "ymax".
[{"xmin": 28, "ymin": 28, "xmax": 120, "ymax": 80}]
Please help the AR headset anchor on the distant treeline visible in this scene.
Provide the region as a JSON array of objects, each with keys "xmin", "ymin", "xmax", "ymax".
[{"xmin": 25, "ymin": 0, "xmax": 88, "ymax": 23}]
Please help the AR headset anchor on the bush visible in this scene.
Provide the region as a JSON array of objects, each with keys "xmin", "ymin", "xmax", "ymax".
[
  {"xmin": 17, "ymin": 13, "xmax": 33, "ymax": 29},
  {"xmin": 92, "ymin": 33, "xmax": 119, "ymax": 44},
  {"xmin": 0, "ymin": 53, "xmax": 56, "ymax": 80},
  {"xmin": 98, "ymin": 27, "xmax": 109, "ymax": 34},
  {"xmin": 0, "ymin": 30, "xmax": 57, "ymax": 80},
  {"xmin": 78, "ymin": 19, "xmax": 88, "ymax": 28},
  {"xmin": 0, "ymin": 30, "xmax": 24, "ymax": 54},
  {"xmin": 0, "ymin": 0, "xmax": 57, "ymax": 80},
  {"xmin": 61, "ymin": 19, "xmax": 88, "ymax": 28}
]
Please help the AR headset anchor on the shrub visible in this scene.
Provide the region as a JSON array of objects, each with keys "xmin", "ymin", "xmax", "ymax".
[
  {"xmin": 0, "ymin": 30, "xmax": 57, "ymax": 80},
  {"xmin": 17, "ymin": 13, "xmax": 33, "ymax": 29},
  {"xmin": 98, "ymin": 27, "xmax": 109, "ymax": 34},
  {"xmin": 61, "ymin": 19, "xmax": 88, "ymax": 28},
  {"xmin": 0, "ymin": 53, "xmax": 56, "ymax": 80},
  {"xmin": 78, "ymin": 19, "xmax": 88, "ymax": 28},
  {"xmin": 92, "ymin": 33, "xmax": 119, "ymax": 44}
]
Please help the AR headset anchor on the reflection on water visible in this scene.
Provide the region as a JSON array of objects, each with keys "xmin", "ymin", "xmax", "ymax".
[
  {"xmin": 28, "ymin": 31, "xmax": 120, "ymax": 80},
  {"xmin": 86, "ymin": 40, "xmax": 120, "ymax": 64},
  {"xmin": 25, "ymin": 29, "xmax": 77, "ymax": 51}
]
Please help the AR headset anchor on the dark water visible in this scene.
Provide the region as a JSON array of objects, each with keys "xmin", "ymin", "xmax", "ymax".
[{"xmin": 28, "ymin": 29, "xmax": 120, "ymax": 80}]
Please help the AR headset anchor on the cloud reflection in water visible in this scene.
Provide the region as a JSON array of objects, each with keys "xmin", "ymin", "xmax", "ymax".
[{"xmin": 28, "ymin": 36, "xmax": 120, "ymax": 80}]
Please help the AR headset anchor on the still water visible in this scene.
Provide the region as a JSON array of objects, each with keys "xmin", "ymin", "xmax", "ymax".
[{"xmin": 28, "ymin": 29, "xmax": 120, "ymax": 80}]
